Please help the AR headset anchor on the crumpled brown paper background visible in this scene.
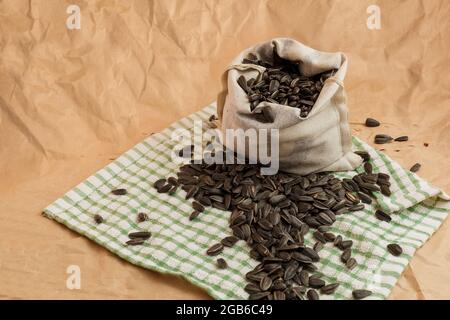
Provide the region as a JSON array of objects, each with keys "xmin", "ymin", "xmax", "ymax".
[{"xmin": 0, "ymin": 0, "xmax": 449, "ymax": 299}]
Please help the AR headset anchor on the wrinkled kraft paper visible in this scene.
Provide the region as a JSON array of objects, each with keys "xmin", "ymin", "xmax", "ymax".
[
  {"xmin": 217, "ymin": 38, "xmax": 362, "ymax": 175},
  {"xmin": 0, "ymin": 0, "xmax": 449, "ymax": 299}
]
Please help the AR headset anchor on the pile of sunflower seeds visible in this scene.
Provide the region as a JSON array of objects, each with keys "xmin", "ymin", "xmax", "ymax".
[
  {"xmin": 237, "ymin": 52, "xmax": 336, "ymax": 119},
  {"xmin": 152, "ymin": 144, "xmax": 398, "ymax": 300}
]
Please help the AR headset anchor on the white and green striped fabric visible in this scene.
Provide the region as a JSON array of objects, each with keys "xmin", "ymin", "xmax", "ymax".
[{"xmin": 43, "ymin": 103, "xmax": 450, "ymax": 300}]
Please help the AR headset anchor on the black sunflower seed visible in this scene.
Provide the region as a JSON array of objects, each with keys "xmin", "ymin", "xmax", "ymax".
[
  {"xmin": 374, "ymin": 136, "xmax": 392, "ymax": 144},
  {"xmin": 111, "ymin": 188, "xmax": 127, "ymax": 195},
  {"xmin": 307, "ymin": 289, "xmax": 319, "ymax": 300},
  {"xmin": 364, "ymin": 162, "xmax": 373, "ymax": 174},
  {"xmin": 273, "ymin": 290, "xmax": 286, "ymax": 300},
  {"xmin": 358, "ymin": 192, "xmax": 372, "ymax": 204},
  {"xmin": 346, "ymin": 258, "xmax": 357, "ymax": 270},
  {"xmin": 221, "ymin": 236, "xmax": 239, "ymax": 247},
  {"xmin": 206, "ymin": 243, "xmax": 224, "ymax": 256},
  {"xmin": 354, "ymin": 151, "xmax": 370, "ymax": 162},
  {"xmin": 352, "ymin": 289, "xmax": 372, "ymax": 300},
  {"xmin": 260, "ymin": 276, "xmax": 273, "ymax": 291},
  {"xmin": 192, "ymin": 201, "xmax": 205, "ymax": 212},
  {"xmin": 153, "ymin": 179, "xmax": 166, "ymax": 190},
  {"xmin": 375, "ymin": 210, "xmax": 392, "ymax": 222},
  {"xmin": 334, "ymin": 235, "xmax": 342, "ymax": 247},
  {"xmin": 410, "ymin": 163, "xmax": 421, "ymax": 173},
  {"xmin": 244, "ymin": 283, "xmax": 261, "ymax": 294},
  {"xmin": 137, "ymin": 212, "xmax": 149, "ymax": 223},
  {"xmin": 341, "ymin": 248, "xmax": 351, "ymax": 263},
  {"xmin": 313, "ymin": 231, "xmax": 327, "ymax": 244},
  {"xmin": 216, "ymin": 258, "xmax": 228, "ymax": 269},
  {"xmin": 157, "ymin": 184, "xmax": 172, "ymax": 193},
  {"xmin": 387, "ymin": 243, "xmax": 403, "ymax": 256},
  {"xmin": 313, "ymin": 241, "xmax": 324, "ymax": 253},
  {"xmin": 394, "ymin": 136, "xmax": 408, "ymax": 142},
  {"xmin": 308, "ymin": 277, "xmax": 325, "ymax": 289},
  {"xmin": 380, "ymin": 184, "xmax": 391, "ymax": 196},
  {"xmin": 189, "ymin": 210, "xmax": 200, "ymax": 221},
  {"xmin": 128, "ymin": 231, "xmax": 152, "ymax": 240},
  {"xmin": 126, "ymin": 238, "xmax": 145, "ymax": 246},
  {"xmin": 339, "ymin": 240, "xmax": 353, "ymax": 250},
  {"xmin": 167, "ymin": 177, "xmax": 178, "ymax": 186},
  {"xmin": 185, "ymin": 185, "xmax": 199, "ymax": 199},
  {"xmin": 365, "ymin": 118, "xmax": 380, "ymax": 127},
  {"xmin": 94, "ymin": 214, "xmax": 103, "ymax": 224},
  {"xmin": 349, "ymin": 204, "xmax": 365, "ymax": 211},
  {"xmin": 320, "ymin": 283, "xmax": 340, "ymax": 295},
  {"xmin": 299, "ymin": 270, "xmax": 309, "ymax": 286}
]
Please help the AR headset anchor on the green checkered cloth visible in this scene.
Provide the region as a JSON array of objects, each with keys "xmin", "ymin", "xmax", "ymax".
[{"xmin": 43, "ymin": 103, "xmax": 450, "ymax": 300}]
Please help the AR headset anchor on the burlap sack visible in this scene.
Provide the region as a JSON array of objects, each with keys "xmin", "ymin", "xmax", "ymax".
[{"xmin": 217, "ymin": 38, "xmax": 362, "ymax": 175}]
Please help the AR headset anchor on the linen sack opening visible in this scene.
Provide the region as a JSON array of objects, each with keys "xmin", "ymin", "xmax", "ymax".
[{"xmin": 217, "ymin": 38, "xmax": 362, "ymax": 175}]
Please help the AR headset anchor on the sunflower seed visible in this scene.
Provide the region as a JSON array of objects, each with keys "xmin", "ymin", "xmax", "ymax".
[
  {"xmin": 244, "ymin": 282, "xmax": 262, "ymax": 294},
  {"xmin": 341, "ymin": 248, "xmax": 351, "ymax": 263},
  {"xmin": 216, "ymin": 258, "xmax": 228, "ymax": 269},
  {"xmin": 380, "ymin": 184, "xmax": 391, "ymax": 197},
  {"xmin": 308, "ymin": 277, "xmax": 325, "ymax": 288},
  {"xmin": 206, "ymin": 243, "xmax": 224, "ymax": 256},
  {"xmin": 364, "ymin": 162, "xmax": 373, "ymax": 174},
  {"xmin": 339, "ymin": 240, "xmax": 353, "ymax": 250},
  {"xmin": 365, "ymin": 118, "xmax": 380, "ymax": 127},
  {"xmin": 157, "ymin": 184, "xmax": 172, "ymax": 193},
  {"xmin": 153, "ymin": 179, "xmax": 167, "ymax": 190},
  {"xmin": 349, "ymin": 204, "xmax": 365, "ymax": 211},
  {"xmin": 94, "ymin": 214, "xmax": 103, "ymax": 224},
  {"xmin": 111, "ymin": 188, "xmax": 127, "ymax": 195},
  {"xmin": 346, "ymin": 258, "xmax": 357, "ymax": 270},
  {"xmin": 375, "ymin": 210, "xmax": 392, "ymax": 222},
  {"xmin": 387, "ymin": 243, "xmax": 403, "ymax": 256},
  {"xmin": 192, "ymin": 201, "xmax": 205, "ymax": 212},
  {"xmin": 128, "ymin": 231, "xmax": 152, "ymax": 240},
  {"xmin": 273, "ymin": 290, "xmax": 286, "ymax": 300},
  {"xmin": 221, "ymin": 236, "xmax": 239, "ymax": 247},
  {"xmin": 137, "ymin": 212, "xmax": 149, "ymax": 223},
  {"xmin": 189, "ymin": 210, "xmax": 200, "ymax": 221},
  {"xmin": 352, "ymin": 289, "xmax": 372, "ymax": 300},
  {"xmin": 394, "ymin": 135, "xmax": 408, "ymax": 142},
  {"xmin": 410, "ymin": 163, "xmax": 421, "ymax": 172},
  {"xmin": 355, "ymin": 151, "xmax": 370, "ymax": 162},
  {"xmin": 260, "ymin": 276, "xmax": 273, "ymax": 291},
  {"xmin": 126, "ymin": 238, "xmax": 145, "ymax": 246},
  {"xmin": 307, "ymin": 289, "xmax": 319, "ymax": 300},
  {"xmin": 320, "ymin": 283, "xmax": 340, "ymax": 295}
]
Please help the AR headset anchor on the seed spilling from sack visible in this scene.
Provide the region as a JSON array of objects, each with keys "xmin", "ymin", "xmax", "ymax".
[
  {"xmin": 153, "ymin": 145, "xmax": 393, "ymax": 300},
  {"xmin": 238, "ymin": 51, "xmax": 336, "ymax": 119}
]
